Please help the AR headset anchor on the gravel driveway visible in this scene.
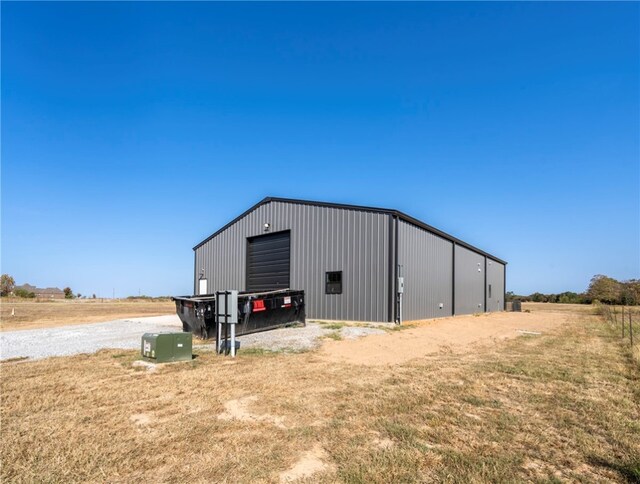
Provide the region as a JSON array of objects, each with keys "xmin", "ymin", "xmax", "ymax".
[
  {"xmin": 0, "ymin": 315, "xmax": 182, "ymax": 361},
  {"xmin": 0, "ymin": 316, "xmax": 386, "ymax": 361},
  {"xmin": 217, "ymin": 323, "xmax": 385, "ymax": 353}
]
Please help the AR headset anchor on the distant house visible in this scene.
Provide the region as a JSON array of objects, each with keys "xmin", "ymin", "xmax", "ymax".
[{"xmin": 14, "ymin": 283, "xmax": 65, "ymax": 299}]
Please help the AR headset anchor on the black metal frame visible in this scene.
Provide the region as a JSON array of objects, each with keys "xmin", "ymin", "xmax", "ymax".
[
  {"xmin": 325, "ymin": 271, "xmax": 343, "ymax": 295},
  {"xmin": 244, "ymin": 229, "xmax": 291, "ymax": 292}
]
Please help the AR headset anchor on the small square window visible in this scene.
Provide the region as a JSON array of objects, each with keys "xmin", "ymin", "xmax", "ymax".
[{"xmin": 325, "ymin": 271, "xmax": 342, "ymax": 295}]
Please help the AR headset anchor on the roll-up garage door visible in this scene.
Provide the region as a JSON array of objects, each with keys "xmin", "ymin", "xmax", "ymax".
[{"xmin": 246, "ymin": 231, "xmax": 290, "ymax": 292}]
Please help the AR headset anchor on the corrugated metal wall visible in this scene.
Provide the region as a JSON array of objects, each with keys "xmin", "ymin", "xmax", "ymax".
[
  {"xmin": 486, "ymin": 259, "xmax": 505, "ymax": 312},
  {"xmin": 195, "ymin": 201, "xmax": 390, "ymax": 322},
  {"xmin": 397, "ymin": 220, "xmax": 453, "ymax": 320},
  {"xmin": 454, "ymin": 245, "xmax": 486, "ymax": 315},
  {"xmin": 195, "ymin": 199, "xmax": 506, "ymax": 322}
]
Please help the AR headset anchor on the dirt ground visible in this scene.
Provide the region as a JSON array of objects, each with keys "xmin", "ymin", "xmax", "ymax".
[
  {"xmin": 2, "ymin": 303, "xmax": 639, "ymax": 482},
  {"xmin": 321, "ymin": 303, "xmax": 587, "ymax": 366},
  {"xmin": 0, "ymin": 298, "xmax": 175, "ymax": 331}
]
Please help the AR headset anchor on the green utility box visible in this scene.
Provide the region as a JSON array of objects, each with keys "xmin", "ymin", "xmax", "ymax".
[{"xmin": 141, "ymin": 332, "xmax": 192, "ymax": 363}]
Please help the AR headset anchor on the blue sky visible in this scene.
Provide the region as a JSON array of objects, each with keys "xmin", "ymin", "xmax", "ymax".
[{"xmin": 2, "ymin": 2, "xmax": 638, "ymax": 297}]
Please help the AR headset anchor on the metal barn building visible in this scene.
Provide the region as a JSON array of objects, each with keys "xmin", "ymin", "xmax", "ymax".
[{"xmin": 193, "ymin": 197, "xmax": 506, "ymax": 323}]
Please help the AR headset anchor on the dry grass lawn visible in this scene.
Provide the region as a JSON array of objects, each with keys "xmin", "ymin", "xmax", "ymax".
[
  {"xmin": 1, "ymin": 304, "xmax": 639, "ymax": 482},
  {"xmin": 0, "ymin": 298, "xmax": 175, "ymax": 331}
]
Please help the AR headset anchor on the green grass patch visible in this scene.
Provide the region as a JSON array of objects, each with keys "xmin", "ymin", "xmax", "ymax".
[
  {"xmin": 324, "ymin": 331, "xmax": 343, "ymax": 341},
  {"xmin": 237, "ymin": 347, "xmax": 310, "ymax": 357},
  {"xmin": 384, "ymin": 323, "xmax": 415, "ymax": 332},
  {"xmin": 237, "ymin": 347, "xmax": 285, "ymax": 356}
]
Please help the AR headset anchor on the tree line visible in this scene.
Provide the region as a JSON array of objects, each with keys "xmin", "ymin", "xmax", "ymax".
[
  {"xmin": 3, "ymin": 272, "xmax": 638, "ymax": 305},
  {"xmin": 0, "ymin": 274, "xmax": 90, "ymax": 299},
  {"xmin": 508, "ymin": 275, "xmax": 640, "ymax": 305}
]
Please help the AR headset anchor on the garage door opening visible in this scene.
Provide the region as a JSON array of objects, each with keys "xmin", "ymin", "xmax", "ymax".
[{"xmin": 246, "ymin": 230, "xmax": 291, "ymax": 292}]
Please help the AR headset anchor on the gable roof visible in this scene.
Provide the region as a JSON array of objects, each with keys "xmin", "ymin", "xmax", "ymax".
[{"xmin": 193, "ymin": 197, "xmax": 506, "ymax": 265}]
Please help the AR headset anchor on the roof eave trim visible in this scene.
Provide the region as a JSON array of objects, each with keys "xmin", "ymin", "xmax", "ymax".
[
  {"xmin": 192, "ymin": 196, "xmax": 507, "ymax": 265},
  {"xmin": 192, "ymin": 197, "xmax": 273, "ymax": 250},
  {"xmin": 393, "ymin": 211, "xmax": 507, "ymax": 265}
]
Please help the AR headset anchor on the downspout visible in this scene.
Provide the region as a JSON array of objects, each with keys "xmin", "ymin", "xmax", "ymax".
[
  {"xmin": 452, "ymin": 242, "xmax": 456, "ymax": 316},
  {"xmin": 484, "ymin": 257, "xmax": 488, "ymax": 312},
  {"xmin": 394, "ymin": 215, "xmax": 400, "ymax": 324},
  {"xmin": 387, "ymin": 214, "xmax": 395, "ymax": 323}
]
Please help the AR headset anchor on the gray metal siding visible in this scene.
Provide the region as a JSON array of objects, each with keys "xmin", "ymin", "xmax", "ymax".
[
  {"xmin": 195, "ymin": 201, "xmax": 390, "ymax": 322},
  {"xmin": 454, "ymin": 245, "xmax": 486, "ymax": 315},
  {"xmin": 397, "ymin": 220, "xmax": 453, "ymax": 321},
  {"xmin": 486, "ymin": 259, "xmax": 505, "ymax": 312}
]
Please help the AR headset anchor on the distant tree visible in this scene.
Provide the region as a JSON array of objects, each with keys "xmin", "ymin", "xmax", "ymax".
[
  {"xmin": 92, "ymin": 293, "xmax": 97, "ymax": 299},
  {"xmin": 621, "ymin": 280, "xmax": 640, "ymax": 305},
  {"xmin": 77, "ymin": 293, "xmax": 82, "ymax": 299},
  {"xmin": 530, "ymin": 292, "xmax": 546, "ymax": 303},
  {"xmin": 557, "ymin": 292, "xmax": 583, "ymax": 304},
  {"xmin": 586, "ymin": 275, "xmax": 621, "ymax": 304},
  {"xmin": 63, "ymin": 287, "xmax": 74, "ymax": 299},
  {"xmin": 1, "ymin": 274, "xmax": 15, "ymax": 296}
]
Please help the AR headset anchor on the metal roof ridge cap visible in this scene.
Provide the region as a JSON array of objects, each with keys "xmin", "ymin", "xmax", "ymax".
[{"xmin": 265, "ymin": 196, "xmax": 395, "ymax": 214}]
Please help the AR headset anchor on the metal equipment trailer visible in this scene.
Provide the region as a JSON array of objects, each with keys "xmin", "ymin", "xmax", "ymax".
[{"xmin": 172, "ymin": 289, "xmax": 305, "ymax": 341}]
